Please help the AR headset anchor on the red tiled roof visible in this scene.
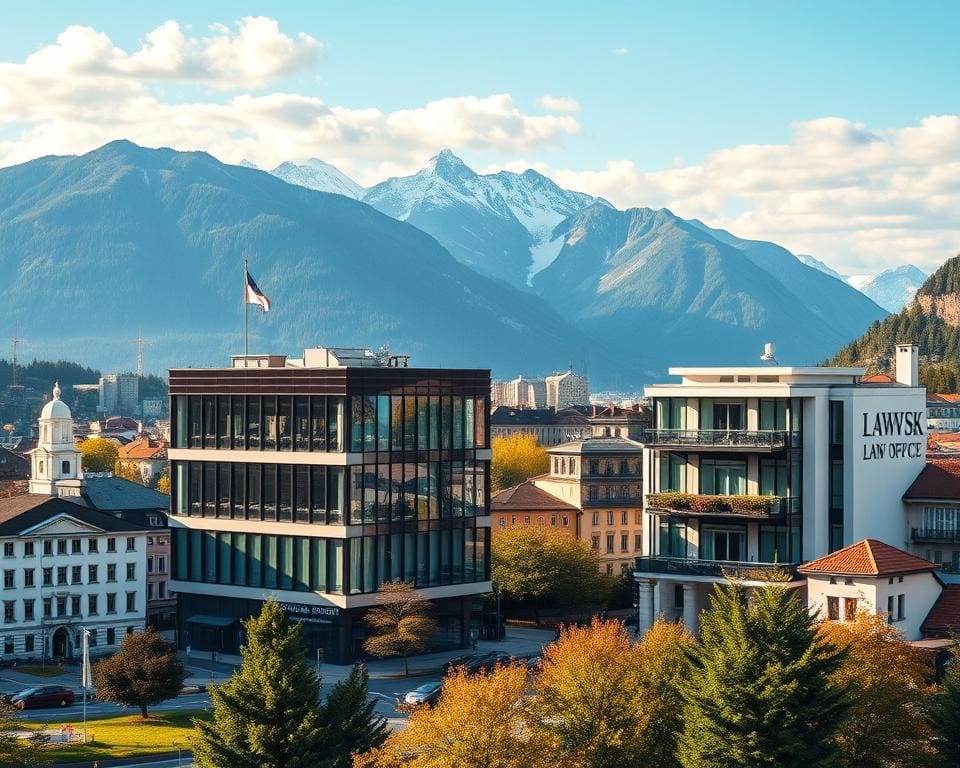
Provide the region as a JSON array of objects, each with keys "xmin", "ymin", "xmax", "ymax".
[
  {"xmin": 117, "ymin": 437, "xmax": 167, "ymax": 460},
  {"xmin": 922, "ymin": 584, "xmax": 960, "ymax": 636},
  {"xmin": 903, "ymin": 459, "xmax": 960, "ymax": 501},
  {"xmin": 491, "ymin": 482, "xmax": 578, "ymax": 513},
  {"xmin": 798, "ymin": 539, "xmax": 938, "ymax": 577},
  {"xmin": 862, "ymin": 373, "xmax": 896, "ymax": 383},
  {"xmin": 930, "ymin": 393, "xmax": 960, "ymax": 403}
]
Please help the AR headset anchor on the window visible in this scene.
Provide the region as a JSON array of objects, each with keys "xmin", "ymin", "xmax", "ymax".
[
  {"xmin": 107, "ymin": 594, "xmax": 116, "ymax": 614},
  {"xmin": 524, "ymin": 515, "xmax": 530, "ymax": 525},
  {"xmin": 126, "ymin": 537, "xmax": 136, "ymax": 552},
  {"xmin": 636, "ymin": 534, "xmax": 642, "ymax": 551},
  {"xmin": 147, "ymin": 556, "xmax": 154, "ymax": 573},
  {"xmin": 107, "ymin": 564, "xmax": 116, "ymax": 582},
  {"xmin": 674, "ymin": 584, "xmax": 685, "ymax": 609},
  {"xmin": 843, "ymin": 597, "xmax": 858, "ymax": 621},
  {"xmin": 43, "ymin": 541, "xmax": 52, "ymax": 556},
  {"xmin": 23, "ymin": 600, "xmax": 34, "ymax": 621},
  {"xmin": 24, "ymin": 635, "xmax": 34, "ymax": 653},
  {"xmin": 23, "ymin": 542, "xmax": 33, "ymax": 557},
  {"xmin": 550, "ymin": 515, "xmax": 556, "ymax": 527},
  {"xmin": 61, "ymin": 460, "xmax": 70, "ymax": 474},
  {"xmin": 71, "ymin": 539, "xmax": 81, "ymax": 554},
  {"xmin": 606, "ymin": 534, "xmax": 614, "ymax": 553},
  {"xmin": 897, "ymin": 594, "xmax": 906, "ymax": 622},
  {"xmin": 42, "ymin": 598, "xmax": 51, "ymax": 618},
  {"xmin": 591, "ymin": 535, "xmax": 599, "ymax": 550},
  {"xmin": 56, "ymin": 567, "xmax": 66, "ymax": 585},
  {"xmin": 3, "ymin": 602, "xmax": 13, "ymax": 623},
  {"xmin": 87, "ymin": 631, "xmax": 96, "ymax": 648},
  {"xmin": 148, "ymin": 583, "xmax": 154, "ymax": 600},
  {"xmin": 827, "ymin": 596, "xmax": 840, "ymax": 621},
  {"xmin": 621, "ymin": 534, "xmax": 629, "ymax": 552},
  {"xmin": 606, "ymin": 511, "xmax": 614, "ymax": 526},
  {"xmin": 126, "ymin": 563, "xmax": 136, "ymax": 581},
  {"xmin": 23, "ymin": 569, "xmax": 33, "ymax": 588},
  {"xmin": 2, "ymin": 571, "xmax": 12, "ymax": 589},
  {"xmin": 57, "ymin": 539, "xmax": 66, "ymax": 555},
  {"xmin": 88, "ymin": 595, "xmax": 98, "ymax": 615},
  {"xmin": 42, "ymin": 568, "xmax": 52, "ymax": 586},
  {"xmin": 621, "ymin": 511, "xmax": 628, "ymax": 525},
  {"xmin": 107, "ymin": 538, "xmax": 116, "ymax": 553},
  {"xmin": 56, "ymin": 596, "xmax": 66, "ymax": 616},
  {"xmin": 71, "ymin": 566, "xmax": 81, "ymax": 584},
  {"xmin": 107, "ymin": 628, "xmax": 115, "ymax": 645},
  {"xmin": 88, "ymin": 538, "xmax": 98, "ymax": 553},
  {"xmin": 2, "ymin": 543, "xmax": 12, "ymax": 557},
  {"xmin": 71, "ymin": 596, "xmax": 80, "ymax": 616},
  {"xmin": 88, "ymin": 565, "xmax": 98, "ymax": 583},
  {"xmin": 592, "ymin": 512, "xmax": 599, "ymax": 526},
  {"xmin": 498, "ymin": 518, "xmax": 505, "ymax": 529},
  {"xmin": 158, "ymin": 582, "xmax": 166, "ymax": 599},
  {"xmin": 126, "ymin": 592, "xmax": 136, "ymax": 612},
  {"xmin": 562, "ymin": 516, "xmax": 569, "ymax": 527},
  {"xmin": 887, "ymin": 595, "xmax": 895, "ymax": 623},
  {"xmin": 605, "ymin": 563, "xmax": 613, "ymax": 576}
]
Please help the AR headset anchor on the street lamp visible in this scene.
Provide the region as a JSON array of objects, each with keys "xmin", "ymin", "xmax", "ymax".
[
  {"xmin": 492, "ymin": 581, "xmax": 502, "ymax": 642},
  {"xmin": 173, "ymin": 740, "xmax": 183, "ymax": 768}
]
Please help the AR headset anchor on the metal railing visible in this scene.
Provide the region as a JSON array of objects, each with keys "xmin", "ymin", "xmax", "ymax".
[
  {"xmin": 634, "ymin": 556, "xmax": 799, "ymax": 581},
  {"xmin": 645, "ymin": 494, "xmax": 801, "ymax": 517},
  {"xmin": 644, "ymin": 429, "xmax": 791, "ymax": 449},
  {"xmin": 911, "ymin": 528, "xmax": 960, "ymax": 543},
  {"xmin": 583, "ymin": 497, "xmax": 644, "ymax": 507}
]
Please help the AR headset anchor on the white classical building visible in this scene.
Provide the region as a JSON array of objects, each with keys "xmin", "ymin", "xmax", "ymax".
[
  {"xmin": 635, "ymin": 345, "xmax": 929, "ymax": 635},
  {"xmin": 0, "ymin": 384, "xmax": 150, "ymax": 661}
]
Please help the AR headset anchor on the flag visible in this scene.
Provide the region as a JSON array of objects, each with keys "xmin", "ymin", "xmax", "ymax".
[
  {"xmin": 80, "ymin": 628, "xmax": 91, "ymax": 689},
  {"xmin": 244, "ymin": 269, "xmax": 271, "ymax": 312}
]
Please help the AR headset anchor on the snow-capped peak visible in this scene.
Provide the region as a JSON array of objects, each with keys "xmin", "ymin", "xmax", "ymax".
[
  {"xmin": 423, "ymin": 149, "xmax": 476, "ymax": 181},
  {"xmin": 269, "ymin": 159, "xmax": 364, "ymax": 199}
]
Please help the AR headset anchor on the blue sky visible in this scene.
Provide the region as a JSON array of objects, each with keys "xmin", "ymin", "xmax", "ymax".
[{"xmin": 0, "ymin": 1, "xmax": 958, "ymax": 273}]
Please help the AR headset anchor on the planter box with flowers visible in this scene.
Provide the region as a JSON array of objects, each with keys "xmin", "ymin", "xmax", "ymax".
[{"xmin": 646, "ymin": 492, "xmax": 775, "ymax": 516}]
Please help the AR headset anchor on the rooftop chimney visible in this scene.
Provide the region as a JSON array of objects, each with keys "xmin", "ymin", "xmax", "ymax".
[{"xmin": 895, "ymin": 343, "xmax": 919, "ymax": 387}]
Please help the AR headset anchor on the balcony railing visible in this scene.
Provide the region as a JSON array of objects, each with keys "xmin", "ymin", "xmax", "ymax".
[
  {"xmin": 583, "ymin": 497, "xmax": 644, "ymax": 507},
  {"xmin": 644, "ymin": 429, "xmax": 791, "ymax": 450},
  {"xmin": 911, "ymin": 528, "xmax": 960, "ymax": 543},
  {"xmin": 634, "ymin": 556, "xmax": 799, "ymax": 581},
  {"xmin": 646, "ymin": 493, "xmax": 801, "ymax": 518}
]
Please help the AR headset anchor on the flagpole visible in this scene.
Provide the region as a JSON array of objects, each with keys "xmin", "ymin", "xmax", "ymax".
[
  {"xmin": 81, "ymin": 627, "xmax": 89, "ymax": 743},
  {"xmin": 243, "ymin": 258, "xmax": 249, "ymax": 358}
]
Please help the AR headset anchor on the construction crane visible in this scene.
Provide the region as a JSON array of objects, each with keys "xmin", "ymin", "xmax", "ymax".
[{"xmin": 8, "ymin": 331, "xmax": 26, "ymax": 390}]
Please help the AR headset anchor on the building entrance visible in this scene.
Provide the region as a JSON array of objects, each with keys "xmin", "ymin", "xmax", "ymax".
[{"xmin": 52, "ymin": 627, "xmax": 69, "ymax": 659}]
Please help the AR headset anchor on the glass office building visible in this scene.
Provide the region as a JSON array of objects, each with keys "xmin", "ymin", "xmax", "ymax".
[{"xmin": 168, "ymin": 348, "xmax": 492, "ymax": 664}]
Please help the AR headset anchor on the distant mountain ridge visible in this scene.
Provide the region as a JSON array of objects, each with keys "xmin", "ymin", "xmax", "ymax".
[
  {"xmin": 856, "ymin": 265, "xmax": 926, "ymax": 313},
  {"xmin": 270, "ymin": 159, "xmax": 364, "ymax": 199}
]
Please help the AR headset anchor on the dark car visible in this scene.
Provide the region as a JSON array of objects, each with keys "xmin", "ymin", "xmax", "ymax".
[
  {"xmin": 10, "ymin": 685, "xmax": 75, "ymax": 709},
  {"xmin": 471, "ymin": 652, "xmax": 514, "ymax": 674},
  {"xmin": 441, "ymin": 653, "xmax": 481, "ymax": 676}
]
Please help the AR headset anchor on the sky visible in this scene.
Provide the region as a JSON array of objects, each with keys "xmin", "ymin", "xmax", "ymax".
[{"xmin": 0, "ymin": 0, "xmax": 958, "ymax": 276}]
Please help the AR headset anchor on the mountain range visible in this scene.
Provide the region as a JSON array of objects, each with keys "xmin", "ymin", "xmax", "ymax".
[{"xmin": 0, "ymin": 141, "xmax": 893, "ymax": 385}]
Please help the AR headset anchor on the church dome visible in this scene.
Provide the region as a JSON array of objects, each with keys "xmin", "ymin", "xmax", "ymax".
[{"xmin": 40, "ymin": 382, "xmax": 72, "ymax": 420}]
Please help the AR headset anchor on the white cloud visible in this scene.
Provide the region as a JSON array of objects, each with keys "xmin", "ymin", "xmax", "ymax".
[
  {"xmin": 541, "ymin": 116, "xmax": 960, "ymax": 275},
  {"xmin": 538, "ymin": 95, "xmax": 581, "ymax": 113},
  {"xmin": 613, "ymin": 47, "xmax": 629, "ymax": 56},
  {"xmin": 0, "ymin": 20, "xmax": 581, "ymax": 183}
]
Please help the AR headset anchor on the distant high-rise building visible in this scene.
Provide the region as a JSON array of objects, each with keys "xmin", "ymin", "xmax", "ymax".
[
  {"xmin": 98, "ymin": 373, "xmax": 139, "ymax": 416},
  {"xmin": 491, "ymin": 375, "xmax": 546, "ymax": 408},
  {"xmin": 545, "ymin": 370, "xmax": 589, "ymax": 409}
]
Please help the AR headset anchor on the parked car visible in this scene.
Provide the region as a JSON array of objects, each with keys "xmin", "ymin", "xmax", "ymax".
[
  {"xmin": 441, "ymin": 653, "xmax": 480, "ymax": 676},
  {"xmin": 400, "ymin": 681, "xmax": 443, "ymax": 709},
  {"xmin": 472, "ymin": 652, "xmax": 514, "ymax": 674},
  {"xmin": 9, "ymin": 685, "xmax": 75, "ymax": 709}
]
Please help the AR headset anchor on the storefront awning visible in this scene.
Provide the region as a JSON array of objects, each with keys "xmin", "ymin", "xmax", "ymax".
[{"xmin": 185, "ymin": 614, "xmax": 236, "ymax": 628}]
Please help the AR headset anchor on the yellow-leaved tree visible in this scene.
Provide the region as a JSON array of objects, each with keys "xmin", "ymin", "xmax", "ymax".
[
  {"xmin": 491, "ymin": 434, "xmax": 548, "ymax": 492},
  {"xmin": 531, "ymin": 617, "xmax": 692, "ymax": 768},
  {"xmin": 362, "ymin": 581, "xmax": 437, "ymax": 676},
  {"xmin": 355, "ymin": 663, "xmax": 549, "ymax": 768},
  {"xmin": 79, "ymin": 437, "xmax": 119, "ymax": 472},
  {"xmin": 820, "ymin": 611, "xmax": 934, "ymax": 768}
]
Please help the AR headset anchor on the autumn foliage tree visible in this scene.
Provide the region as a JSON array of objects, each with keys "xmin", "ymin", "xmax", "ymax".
[
  {"xmin": 356, "ymin": 663, "xmax": 549, "ymax": 768},
  {"xmin": 491, "ymin": 433, "xmax": 548, "ymax": 492},
  {"xmin": 92, "ymin": 628, "xmax": 186, "ymax": 718},
  {"xmin": 492, "ymin": 526, "xmax": 612, "ymax": 620},
  {"xmin": 929, "ymin": 647, "xmax": 960, "ymax": 767},
  {"xmin": 820, "ymin": 612, "xmax": 934, "ymax": 768},
  {"xmin": 362, "ymin": 581, "xmax": 437, "ymax": 675},
  {"xmin": 79, "ymin": 437, "xmax": 119, "ymax": 472}
]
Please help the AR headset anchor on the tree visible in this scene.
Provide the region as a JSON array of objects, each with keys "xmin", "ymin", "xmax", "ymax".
[
  {"xmin": 156, "ymin": 472, "xmax": 171, "ymax": 494},
  {"xmin": 114, "ymin": 459, "xmax": 145, "ymax": 485},
  {"xmin": 92, "ymin": 628, "xmax": 186, "ymax": 718},
  {"xmin": 929, "ymin": 648, "xmax": 960, "ymax": 767},
  {"xmin": 362, "ymin": 582, "xmax": 437, "ymax": 676},
  {"xmin": 820, "ymin": 612, "xmax": 933, "ymax": 768},
  {"xmin": 79, "ymin": 437, "xmax": 119, "ymax": 472},
  {"xmin": 491, "ymin": 434, "xmax": 548, "ymax": 492},
  {"xmin": 193, "ymin": 601, "xmax": 327, "ymax": 768},
  {"xmin": 356, "ymin": 663, "xmax": 549, "ymax": 768},
  {"xmin": 0, "ymin": 699, "xmax": 49, "ymax": 767},
  {"xmin": 531, "ymin": 618, "xmax": 691, "ymax": 768},
  {"xmin": 491, "ymin": 527, "xmax": 612, "ymax": 621},
  {"xmin": 319, "ymin": 665, "xmax": 387, "ymax": 767},
  {"xmin": 678, "ymin": 583, "xmax": 849, "ymax": 768}
]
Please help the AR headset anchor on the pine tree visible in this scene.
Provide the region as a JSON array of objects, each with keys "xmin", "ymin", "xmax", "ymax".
[
  {"xmin": 193, "ymin": 601, "xmax": 327, "ymax": 768},
  {"xmin": 678, "ymin": 583, "xmax": 849, "ymax": 768},
  {"xmin": 319, "ymin": 665, "xmax": 388, "ymax": 768},
  {"xmin": 929, "ymin": 656, "xmax": 960, "ymax": 767}
]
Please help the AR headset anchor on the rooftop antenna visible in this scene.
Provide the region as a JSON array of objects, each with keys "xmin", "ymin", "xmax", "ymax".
[
  {"xmin": 760, "ymin": 342, "xmax": 778, "ymax": 365},
  {"xmin": 9, "ymin": 327, "xmax": 26, "ymax": 389},
  {"xmin": 133, "ymin": 333, "xmax": 148, "ymax": 378}
]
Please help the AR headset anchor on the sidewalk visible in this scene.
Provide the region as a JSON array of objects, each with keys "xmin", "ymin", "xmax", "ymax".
[{"xmin": 183, "ymin": 625, "xmax": 556, "ymax": 684}]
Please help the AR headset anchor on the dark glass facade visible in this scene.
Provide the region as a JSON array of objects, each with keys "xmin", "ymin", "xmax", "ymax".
[{"xmin": 168, "ymin": 364, "xmax": 492, "ymax": 664}]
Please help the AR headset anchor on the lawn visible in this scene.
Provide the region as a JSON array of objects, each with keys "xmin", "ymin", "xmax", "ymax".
[
  {"xmin": 20, "ymin": 709, "xmax": 209, "ymax": 762},
  {"xmin": 14, "ymin": 664, "xmax": 67, "ymax": 678}
]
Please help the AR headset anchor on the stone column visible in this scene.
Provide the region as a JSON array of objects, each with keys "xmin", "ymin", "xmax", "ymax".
[
  {"xmin": 682, "ymin": 583, "xmax": 698, "ymax": 635},
  {"xmin": 637, "ymin": 579, "xmax": 655, "ymax": 635}
]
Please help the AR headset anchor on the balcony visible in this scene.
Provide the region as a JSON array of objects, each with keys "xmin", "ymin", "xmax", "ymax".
[
  {"xmin": 634, "ymin": 556, "xmax": 800, "ymax": 582},
  {"xmin": 646, "ymin": 493, "xmax": 801, "ymax": 518},
  {"xmin": 583, "ymin": 496, "xmax": 644, "ymax": 507},
  {"xmin": 911, "ymin": 528, "xmax": 960, "ymax": 543},
  {"xmin": 643, "ymin": 429, "xmax": 791, "ymax": 452}
]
